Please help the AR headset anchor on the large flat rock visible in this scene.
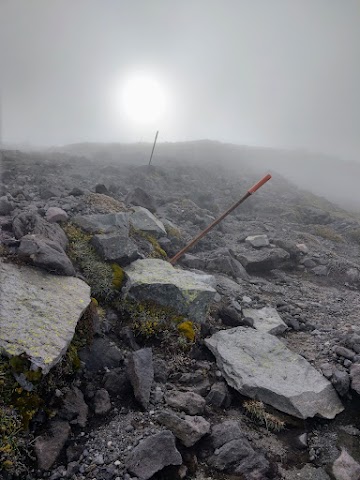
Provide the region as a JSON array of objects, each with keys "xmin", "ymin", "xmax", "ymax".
[
  {"xmin": 0, "ymin": 260, "xmax": 91, "ymax": 373},
  {"xmin": 205, "ymin": 327, "xmax": 344, "ymax": 419},
  {"xmin": 123, "ymin": 259, "xmax": 216, "ymax": 323}
]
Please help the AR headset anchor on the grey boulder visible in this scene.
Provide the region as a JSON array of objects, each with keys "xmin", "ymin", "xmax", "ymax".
[
  {"xmin": 34, "ymin": 420, "xmax": 71, "ymax": 470},
  {"xmin": 127, "ymin": 348, "xmax": 154, "ymax": 409},
  {"xmin": 245, "ymin": 234, "xmax": 270, "ymax": 248},
  {"xmin": 235, "ymin": 247, "xmax": 290, "ymax": 273},
  {"xmin": 156, "ymin": 409, "xmax": 210, "ymax": 447},
  {"xmin": 205, "ymin": 327, "xmax": 343, "ymax": 419},
  {"xmin": 91, "ymin": 232, "xmax": 140, "ymax": 265},
  {"xmin": 18, "ymin": 234, "xmax": 75, "ymax": 276},
  {"xmin": 126, "ymin": 430, "xmax": 182, "ymax": 480},
  {"xmin": 0, "ymin": 195, "xmax": 15, "ymax": 215},
  {"xmin": 12, "ymin": 211, "xmax": 68, "ymax": 249},
  {"xmin": 123, "ymin": 259, "xmax": 216, "ymax": 323},
  {"xmin": 332, "ymin": 449, "xmax": 360, "ymax": 480},
  {"xmin": 165, "ymin": 390, "xmax": 206, "ymax": 415},
  {"xmin": 0, "ymin": 259, "xmax": 91, "ymax": 373},
  {"xmin": 129, "ymin": 206, "xmax": 166, "ymax": 238},
  {"xmin": 45, "ymin": 207, "xmax": 69, "ymax": 223}
]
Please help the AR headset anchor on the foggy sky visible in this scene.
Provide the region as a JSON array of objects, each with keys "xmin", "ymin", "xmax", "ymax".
[{"xmin": 1, "ymin": 0, "xmax": 359, "ymax": 160}]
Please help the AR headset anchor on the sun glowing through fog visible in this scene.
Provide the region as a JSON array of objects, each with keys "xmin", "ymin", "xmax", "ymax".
[{"xmin": 120, "ymin": 73, "xmax": 167, "ymax": 125}]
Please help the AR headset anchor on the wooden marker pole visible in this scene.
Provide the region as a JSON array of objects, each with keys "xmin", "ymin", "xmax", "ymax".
[
  {"xmin": 169, "ymin": 174, "xmax": 272, "ymax": 265},
  {"xmin": 148, "ymin": 130, "xmax": 159, "ymax": 167}
]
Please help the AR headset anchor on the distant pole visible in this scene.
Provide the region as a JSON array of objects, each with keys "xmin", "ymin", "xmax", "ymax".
[{"xmin": 148, "ymin": 130, "xmax": 159, "ymax": 167}]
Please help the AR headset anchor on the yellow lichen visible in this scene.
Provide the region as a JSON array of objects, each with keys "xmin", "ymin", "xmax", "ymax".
[{"xmin": 178, "ymin": 321, "xmax": 196, "ymax": 342}]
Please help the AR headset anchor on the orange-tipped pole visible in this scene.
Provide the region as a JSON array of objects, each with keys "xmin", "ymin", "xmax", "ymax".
[{"xmin": 169, "ymin": 173, "xmax": 272, "ymax": 265}]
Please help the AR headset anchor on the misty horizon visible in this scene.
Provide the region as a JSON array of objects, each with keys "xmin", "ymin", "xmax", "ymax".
[{"xmin": 1, "ymin": 0, "xmax": 359, "ymax": 161}]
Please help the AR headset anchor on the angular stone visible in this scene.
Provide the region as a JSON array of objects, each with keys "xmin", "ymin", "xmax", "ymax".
[
  {"xmin": 93, "ymin": 388, "xmax": 111, "ymax": 415},
  {"xmin": 126, "ymin": 187, "xmax": 156, "ymax": 213},
  {"xmin": 157, "ymin": 409, "xmax": 210, "ymax": 447},
  {"xmin": 205, "ymin": 327, "xmax": 344, "ymax": 419},
  {"xmin": 242, "ymin": 307, "xmax": 287, "ymax": 335},
  {"xmin": 207, "ymin": 420, "xmax": 270, "ymax": 477},
  {"xmin": 126, "ymin": 430, "xmax": 182, "ymax": 480},
  {"xmin": 91, "ymin": 232, "xmax": 140, "ymax": 265},
  {"xmin": 73, "ymin": 212, "xmax": 129, "ymax": 234},
  {"xmin": 127, "ymin": 348, "xmax": 154, "ymax": 409},
  {"xmin": 0, "ymin": 196, "xmax": 14, "ymax": 215},
  {"xmin": 334, "ymin": 346, "xmax": 355, "ymax": 360},
  {"xmin": 59, "ymin": 387, "xmax": 88, "ymax": 427},
  {"xmin": 0, "ymin": 260, "xmax": 91, "ymax": 373},
  {"xmin": 129, "ymin": 206, "xmax": 166, "ymax": 238},
  {"xmin": 350, "ymin": 364, "xmax": 360, "ymax": 394},
  {"xmin": 39, "ymin": 184, "xmax": 63, "ymax": 199},
  {"xmin": 165, "ymin": 390, "xmax": 206, "ymax": 415},
  {"xmin": 236, "ymin": 247, "xmax": 290, "ymax": 273},
  {"xmin": 18, "ymin": 234, "xmax": 75, "ymax": 276},
  {"xmin": 79, "ymin": 337, "xmax": 123, "ymax": 372},
  {"xmin": 210, "ymin": 420, "xmax": 242, "ymax": 449},
  {"xmin": 12, "ymin": 211, "xmax": 68, "ymax": 249},
  {"xmin": 123, "ymin": 259, "xmax": 216, "ymax": 323},
  {"xmin": 332, "ymin": 449, "xmax": 360, "ymax": 480},
  {"xmin": 45, "ymin": 207, "xmax": 69, "ymax": 223},
  {"xmin": 245, "ymin": 235, "xmax": 270, "ymax": 248},
  {"xmin": 34, "ymin": 420, "xmax": 71, "ymax": 470},
  {"xmin": 331, "ymin": 370, "xmax": 350, "ymax": 397},
  {"xmin": 206, "ymin": 382, "xmax": 230, "ymax": 408}
]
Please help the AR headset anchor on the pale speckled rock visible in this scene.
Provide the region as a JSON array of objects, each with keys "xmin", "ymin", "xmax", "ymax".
[
  {"xmin": 123, "ymin": 259, "xmax": 216, "ymax": 323},
  {"xmin": 332, "ymin": 449, "xmax": 360, "ymax": 480},
  {"xmin": 245, "ymin": 235, "xmax": 270, "ymax": 248},
  {"xmin": 45, "ymin": 206, "xmax": 69, "ymax": 223},
  {"xmin": 0, "ymin": 260, "xmax": 91, "ymax": 373},
  {"xmin": 205, "ymin": 327, "xmax": 344, "ymax": 419},
  {"xmin": 242, "ymin": 306, "xmax": 287, "ymax": 335}
]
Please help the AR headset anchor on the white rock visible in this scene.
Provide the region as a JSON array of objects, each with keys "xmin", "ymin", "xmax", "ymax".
[
  {"xmin": 205, "ymin": 327, "xmax": 344, "ymax": 419},
  {"xmin": 245, "ymin": 235, "xmax": 270, "ymax": 248},
  {"xmin": 242, "ymin": 306, "xmax": 287, "ymax": 335},
  {"xmin": 0, "ymin": 260, "xmax": 91, "ymax": 373}
]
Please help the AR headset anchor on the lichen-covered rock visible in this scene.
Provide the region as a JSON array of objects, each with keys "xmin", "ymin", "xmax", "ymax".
[
  {"xmin": 123, "ymin": 259, "xmax": 216, "ymax": 323},
  {"xmin": 205, "ymin": 327, "xmax": 344, "ymax": 419},
  {"xmin": 0, "ymin": 260, "xmax": 91, "ymax": 373}
]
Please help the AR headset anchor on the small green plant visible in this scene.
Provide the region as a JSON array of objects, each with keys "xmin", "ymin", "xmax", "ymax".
[
  {"xmin": 116, "ymin": 300, "xmax": 196, "ymax": 353},
  {"xmin": 313, "ymin": 225, "xmax": 344, "ymax": 243},
  {"xmin": 243, "ymin": 400, "xmax": 285, "ymax": 432},
  {"xmin": 129, "ymin": 226, "xmax": 167, "ymax": 259},
  {"xmin": 63, "ymin": 223, "xmax": 124, "ymax": 301},
  {"xmin": 0, "ymin": 406, "xmax": 23, "ymax": 473}
]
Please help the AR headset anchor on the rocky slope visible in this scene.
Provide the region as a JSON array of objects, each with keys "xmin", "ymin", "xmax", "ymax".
[{"xmin": 1, "ymin": 146, "xmax": 360, "ymax": 480}]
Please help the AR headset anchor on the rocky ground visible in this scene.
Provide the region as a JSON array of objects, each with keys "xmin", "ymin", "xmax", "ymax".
[{"xmin": 1, "ymin": 146, "xmax": 360, "ymax": 480}]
